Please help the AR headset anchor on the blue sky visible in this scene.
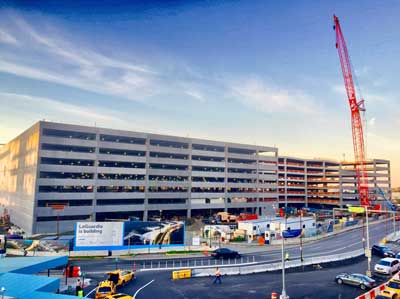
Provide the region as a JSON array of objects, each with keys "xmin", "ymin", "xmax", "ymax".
[{"xmin": 0, "ymin": 0, "xmax": 399, "ymax": 185}]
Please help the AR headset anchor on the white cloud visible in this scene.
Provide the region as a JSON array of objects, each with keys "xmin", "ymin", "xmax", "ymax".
[
  {"xmin": 0, "ymin": 29, "xmax": 18, "ymax": 45},
  {"xmin": 226, "ymin": 76, "xmax": 316, "ymax": 114},
  {"xmin": 332, "ymin": 84, "xmax": 347, "ymax": 96},
  {"xmin": 0, "ymin": 92, "xmax": 119, "ymax": 122},
  {"xmin": 354, "ymin": 66, "xmax": 370, "ymax": 77},
  {"xmin": 0, "ymin": 15, "xmax": 164, "ymax": 103},
  {"xmin": 368, "ymin": 117, "xmax": 376, "ymax": 127}
]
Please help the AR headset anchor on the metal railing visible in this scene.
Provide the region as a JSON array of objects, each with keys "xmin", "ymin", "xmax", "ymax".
[{"xmin": 139, "ymin": 255, "xmax": 257, "ymax": 271}]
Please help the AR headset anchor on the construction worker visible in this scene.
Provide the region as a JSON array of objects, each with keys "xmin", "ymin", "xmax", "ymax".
[
  {"xmin": 213, "ymin": 267, "xmax": 222, "ymax": 284},
  {"xmin": 285, "ymin": 251, "xmax": 290, "ymax": 261},
  {"xmin": 77, "ymin": 289, "xmax": 84, "ymax": 297}
]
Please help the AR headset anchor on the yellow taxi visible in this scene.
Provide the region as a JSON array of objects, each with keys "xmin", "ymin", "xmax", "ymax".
[
  {"xmin": 104, "ymin": 293, "xmax": 133, "ymax": 299},
  {"xmin": 95, "ymin": 280, "xmax": 116, "ymax": 299},
  {"xmin": 106, "ymin": 270, "xmax": 135, "ymax": 287},
  {"xmin": 384, "ymin": 277, "xmax": 400, "ymax": 297},
  {"xmin": 376, "ymin": 289, "xmax": 398, "ymax": 299}
]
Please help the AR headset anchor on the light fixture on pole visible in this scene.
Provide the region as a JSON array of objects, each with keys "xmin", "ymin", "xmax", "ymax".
[
  {"xmin": 1, "ymin": 286, "xmax": 5, "ymax": 299},
  {"xmin": 365, "ymin": 206, "xmax": 372, "ymax": 277},
  {"xmin": 280, "ymin": 226, "xmax": 302, "ymax": 299}
]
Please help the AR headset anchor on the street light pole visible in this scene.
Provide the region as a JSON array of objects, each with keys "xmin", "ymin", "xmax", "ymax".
[
  {"xmin": 300, "ymin": 210, "xmax": 303, "ymax": 262},
  {"xmin": 280, "ymin": 230, "xmax": 288, "ymax": 299},
  {"xmin": 365, "ymin": 206, "xmax": 372, "ymax": 277}
]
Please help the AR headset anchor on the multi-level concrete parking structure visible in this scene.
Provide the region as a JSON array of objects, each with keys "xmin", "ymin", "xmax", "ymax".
[
  {"xmin": 0, "ymin": 121, "xmax": 392, "ymax": 234},
  {"xmin": 278, "ymin": 157, "xmax": 391, "ymax": 208},
  {"xmin": 0, "ymin": 121, "xmax": 279, "ymax": 234}
]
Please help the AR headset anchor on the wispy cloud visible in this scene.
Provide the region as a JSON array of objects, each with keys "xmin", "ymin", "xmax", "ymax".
[
  {"xmin": 0, "ymin": 14, "xmax": 165, "ymax": 102},
  {"xmin": 0, "ymin": 92, "xmax": 119, "ymax": 122},
  {"xmin": 0, "ymin": 12, "xmax": 316, "ymax": 116},
  {"xmin": 225, "ymin": 76, "xmax": 317, "ymax": 114},
  {"xmin": 0, "ymin": 28, "xmax": 18, "ymax": 45}
]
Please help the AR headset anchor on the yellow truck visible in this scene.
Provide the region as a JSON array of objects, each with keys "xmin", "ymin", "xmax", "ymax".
[
  {"xmin": 106, "ymin": 270, "xmax": 135, "ymax": 287},
  {"xmin": 95, "ymin": 270, "xmax": 135, "ymax": 299}
]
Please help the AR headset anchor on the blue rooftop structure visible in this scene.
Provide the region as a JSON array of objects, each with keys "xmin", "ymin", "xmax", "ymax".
[
  {"xmin": 0, "ymin": 256, "xmax": 80, "ymax": 298},
  {"xmin": 0, "ymin": 256, "xmax": 68, "ymax": 274}
]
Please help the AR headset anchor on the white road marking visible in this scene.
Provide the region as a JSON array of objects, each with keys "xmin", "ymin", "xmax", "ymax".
[
  {"xmin": 84, "ymin": 286, "xmax": 97, "ymax": 297},
  {"xmin": 133, "ymin": 279, "xmax": 155, "ymax": 298}
]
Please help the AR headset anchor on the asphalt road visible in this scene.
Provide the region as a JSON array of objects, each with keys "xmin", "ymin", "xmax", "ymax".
[
  {"xmin": 84, "ymin": 254, "xmax": 398, "ymax": 299},
  {"xmin": 76, "ymin": 219, "xmax": 400, "ymax": 299},
  {"xmin": 74, "ymin": 220, "xmax": 395, "ymax": 274}
]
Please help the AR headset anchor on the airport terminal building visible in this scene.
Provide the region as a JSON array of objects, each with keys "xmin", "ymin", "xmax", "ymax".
[{"xmin": 0, "ymin": 121, "xmax": 392, "ymax": 234}]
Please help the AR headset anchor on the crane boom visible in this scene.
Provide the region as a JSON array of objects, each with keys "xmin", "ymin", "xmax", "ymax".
[{"xmin": 333, "ymin": 15, "xmax": 369, "ymax": 207}]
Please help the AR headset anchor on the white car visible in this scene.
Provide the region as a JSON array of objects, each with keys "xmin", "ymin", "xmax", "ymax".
[{"xmin": 375, "ymin": 258, "xmax": 400, "ymax": 275}]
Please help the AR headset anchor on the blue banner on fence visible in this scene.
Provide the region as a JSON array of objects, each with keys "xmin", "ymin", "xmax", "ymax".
[{"xmin": 282, "ymin": 229, "xmax": 303, "ymax": 238}]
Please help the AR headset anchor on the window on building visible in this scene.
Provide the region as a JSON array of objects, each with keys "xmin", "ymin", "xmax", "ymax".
[
  {"xmin": 149, "ymin": 175, "xmax": 188, "ymax": 182},
  {"xmin": 148, "ymin": 187, "xmax": 188, "ymax": 193},
  {"xmin": 97, "ymin": 199, "xmax": 144, "ymax": 205},
  {"xmin": 149, "ymin": 164, "xmax": 188, "ymax": 171},
  {"xmin": 99, "ymin": 148, "xmax": 145, "ymax": 157},
  {"xmin": 192, "ymin": 144, "xmax": 225, "ymax": 152},
  {"xmin": 41, "ymin": 143, "xmax": 95, "ymax": 153},
  {"xmin": 97, "ymin": 186, "xmax": 145, "ymax": 193},
  {"xmin": 40, "ymin": 172, "xmax": 94, "ymax": 179},
  {"xmin": 150, "ymin": 139, "xmax": 188, "ymax": 149},
  {"xmin": 38, "ymin": 186, "xmax": 94, "ymax": 193},
  {"xmin": 192, "ymin": 155, "xmax": 224, "ymax": 162},
  {"xmin": 40, "ymin": 157, "xmax": 95, "ymax": 166},
  {"xmin": 42, "ymin": 128, "xmax": 96, "ymax": 140},
  {"xmin": 100, "ymin": 134, "xmax": 146, "ymax": 144},
  {"xmin": 38, "ymin": 200, "xmax": 92, "ymax": 207},
  {"xmin": 36, "ymin": 215, "xmax": 91, "ymax": 222},
  {"xmin": 98, "ymin": 161, "xmax": 146, "ymax": 168},
  {"xmin": 192, "ymin": 166, "xmax": 224, "ymax": 172},
  {"xmin": 192, "ymin": 177, "xmax": 224, "ymax": 182},
  {"xmin": 228, "ymin": 148, "xmax": 256, "ymax": 155},
  {"xmin": 97, "ymin": 173, "xmax": 145, "ymax": 180},
  {"xmin": 150, "ymin": 152, "xmax": 188, "ymax": 160},
  {"xmin": 148, "ymin": 198, "xmax": 186, "ymax": 204}
]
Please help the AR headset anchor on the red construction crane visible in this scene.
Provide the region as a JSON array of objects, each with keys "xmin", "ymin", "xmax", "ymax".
[{"xmin": 333, "ymin": 15, "xmax": 369, "ymax": 207}]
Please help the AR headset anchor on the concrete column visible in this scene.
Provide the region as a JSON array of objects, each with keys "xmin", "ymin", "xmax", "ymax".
[
  {"xmin": 143, "ymin": 136, "xmax": 150, "ymax": 221},
  {"xmin": 92, "ymin": 128, "xmax": 100, "ymax": 221},
  {"xmin": 339, "ymin": 162, "xmax": 343, "ymax": 208},
  {"xmin": 187, "ymin": 141, "xmax": 192, "ymax": 219},
  {"xmin": 224, "ymin": 145, "xmax": 228, "ymax": 212},
  {"xmin": 256, "ymin": 149, "xmax": 260, "ymax": 216},
  {"xmin": 304, "ymin": 160, "xmax": 308, "ymax": 208}
]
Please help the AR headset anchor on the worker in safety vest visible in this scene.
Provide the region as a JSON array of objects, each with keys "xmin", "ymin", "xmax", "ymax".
[{"xmin": 213, "ymin": 267, "xmax": 222, "ymax": 284}]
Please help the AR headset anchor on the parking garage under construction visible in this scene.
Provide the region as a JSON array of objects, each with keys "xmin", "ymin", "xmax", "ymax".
[{"xmin": 0, "ymin": 121, "xmax": 392, "ymax": 234}]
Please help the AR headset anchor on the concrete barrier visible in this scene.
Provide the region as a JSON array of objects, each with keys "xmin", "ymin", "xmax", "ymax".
[
  {"xmin": 190, "ymin": 248, "xmax": 365, "ymax": 277},
  {"xmin": 354, "ymin": 283, "xmax": 386, "ymax": 299}
]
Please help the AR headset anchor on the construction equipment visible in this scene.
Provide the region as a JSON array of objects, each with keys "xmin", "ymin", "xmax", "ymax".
[
  {"xmin": 377, "ymin": 187, "xmax": 398, "ymax": 211},
  {"xmin": 333, "ymin": 15, "xmax": 369, "ymax": 207}
]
